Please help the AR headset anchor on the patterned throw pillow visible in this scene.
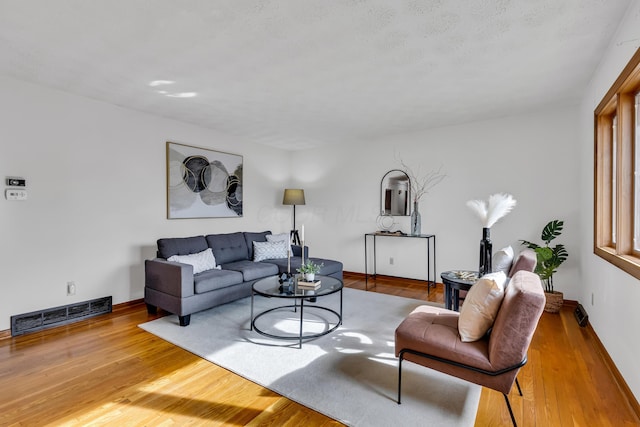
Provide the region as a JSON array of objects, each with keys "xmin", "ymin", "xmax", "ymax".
[
  {"xmin": 266, "ymin": 232, "xmax": 290, "ymax": 244},
  {"xmin": 253, "ymin": 240, "xmax": 288, "ymax": 262},
  {"xmin": 167, "ymin": 248, "xmax": 218, "ymax": 274}
]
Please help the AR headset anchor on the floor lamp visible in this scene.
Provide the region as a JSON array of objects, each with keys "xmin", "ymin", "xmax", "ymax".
[{"xmin": 283, "ymin": 189, "xmax": 305, "ymax": 245}]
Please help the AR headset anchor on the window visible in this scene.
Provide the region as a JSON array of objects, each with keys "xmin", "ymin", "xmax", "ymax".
[
  {"xmin": 594, "ymin": 48, "xmax": 640, "ymax": 279},
  {"xmin": 634, "ymin": 93, "xmax": 640, "ymax": 251},
  {"xmin": 612, "ymin": 115, "xmax": 617, "ymax": 245}
]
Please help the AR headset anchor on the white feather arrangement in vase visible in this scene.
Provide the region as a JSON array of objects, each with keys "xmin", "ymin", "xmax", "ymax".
[{"xmin": 466, "ymin": 193, "xmax": 517, "ymax": 276}]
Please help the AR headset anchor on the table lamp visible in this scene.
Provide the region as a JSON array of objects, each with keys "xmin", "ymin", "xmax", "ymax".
[{"xmin": 283, "ymin": 189, "xmax": 305, "ymax": 245}]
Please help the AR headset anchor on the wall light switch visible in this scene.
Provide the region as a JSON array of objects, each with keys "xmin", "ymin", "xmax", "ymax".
[{"xmin": 5, "ymin": 189, "xmax": 27, "ymax": 200}]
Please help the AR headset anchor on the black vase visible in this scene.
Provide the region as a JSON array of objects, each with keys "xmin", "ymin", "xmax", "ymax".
[{"xmin": 479, "ymin": 227, "xmax": 492, "ymax": 276}]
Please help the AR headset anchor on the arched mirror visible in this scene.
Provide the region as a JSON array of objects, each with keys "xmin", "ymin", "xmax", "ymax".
[{"xmin": 380, "ymin": 170, "xmax": 411, "ymax": 216}]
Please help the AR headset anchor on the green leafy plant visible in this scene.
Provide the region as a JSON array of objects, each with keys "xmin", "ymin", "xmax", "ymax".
[
  {"xmin": 297, "ymin": 260, "xmax": 324, "ymax": 275},
  {"xmin": 520, "ymin": 220, "xmax": 569, "ymax": 293}
]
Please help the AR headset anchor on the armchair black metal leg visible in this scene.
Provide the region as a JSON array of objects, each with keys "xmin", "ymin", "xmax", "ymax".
[
  {"xmin": 503, "ymin": 394, "xmax": 518, "ymax": 427},
  {"xmin": 397, "ymin": 355, "xmax": 403, "ymax": 404},
  {"xmin": 515, "ymin": 377, "xmax": 523, "ymax": 396}
]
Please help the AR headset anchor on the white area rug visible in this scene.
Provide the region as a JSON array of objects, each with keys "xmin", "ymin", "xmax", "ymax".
[{"xmin": 139, "ymin": 287, "xmax": 480, "ymax": 426}]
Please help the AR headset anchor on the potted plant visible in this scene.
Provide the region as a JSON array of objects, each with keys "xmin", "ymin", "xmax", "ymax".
[
  {"xmin": 297, "ymin": 261, "xmax": 324, "ymax": 281},
  {"xmin": 520, "ymin": 220, "xmax": 569, "ymax": 313}
]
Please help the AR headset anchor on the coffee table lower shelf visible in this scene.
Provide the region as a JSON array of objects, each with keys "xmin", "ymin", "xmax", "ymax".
[
  {"xmin": 250, "ymin": 275, "xmax": 344, "ymax": 349},
  {"xmin": 251, "ymin": 303, "xmax": 342, "ymax": 349}
]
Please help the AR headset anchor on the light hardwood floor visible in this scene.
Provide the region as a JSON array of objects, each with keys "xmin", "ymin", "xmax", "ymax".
[{"xmin": 0, "ymin": 273, "xmax": 638, "ymax": 426}]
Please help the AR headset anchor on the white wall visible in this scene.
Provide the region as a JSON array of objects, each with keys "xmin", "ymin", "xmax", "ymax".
[
  {"xmin": 292, "ymin": 105, "xmax": 581, "ymax": 297},
  {"xmin": 0, "ymin": 76, "xmax": 291, "ymax": 331},
  {"xmin": 1, "ymin": 75, "xmax": 580, "ymax": 327},
  {"xmin": 578, "ymin": 1, "xmax": 640, "ymax": 400}
]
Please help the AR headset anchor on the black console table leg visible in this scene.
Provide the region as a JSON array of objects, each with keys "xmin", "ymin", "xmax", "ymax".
[{"xmin": 363, "ymin": 233, "xmax": 436, "ymax": 296}]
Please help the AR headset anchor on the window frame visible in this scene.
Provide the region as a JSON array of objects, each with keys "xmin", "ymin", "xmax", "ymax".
[{"xmin": 594, "ymin": 48, "xmax": 640, "ymax": 279}]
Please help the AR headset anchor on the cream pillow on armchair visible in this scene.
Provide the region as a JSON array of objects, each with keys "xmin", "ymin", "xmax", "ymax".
[{"xmin": 458, "ymin": 271, "xmax": 507, "ymax": 342}]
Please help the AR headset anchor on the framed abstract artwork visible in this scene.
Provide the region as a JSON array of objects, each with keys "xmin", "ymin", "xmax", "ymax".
[{"xmin": 166, "ymin": 141, "xmax": 243, "ymax": 219}]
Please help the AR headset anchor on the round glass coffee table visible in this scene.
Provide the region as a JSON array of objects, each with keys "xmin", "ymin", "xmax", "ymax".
[{"xmin": 250, "ymin": 275, "xmax": 343, "ymax": 348}]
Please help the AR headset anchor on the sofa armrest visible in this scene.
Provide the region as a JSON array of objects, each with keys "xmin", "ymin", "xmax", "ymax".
[
  {"xmin": 145, "ymin": 258, "xmax": 195, "ymax": 298},
  {"xmin": 291, "ymin": 245, "xmax": 309, "ymax": 258}
]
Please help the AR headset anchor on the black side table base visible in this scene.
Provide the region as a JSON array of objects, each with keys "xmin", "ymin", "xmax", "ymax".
[{"xmin": 441, "ymin": 270, "xmax": 478, "ymax": 311}]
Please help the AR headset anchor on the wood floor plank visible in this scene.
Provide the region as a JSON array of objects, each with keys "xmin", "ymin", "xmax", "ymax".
[{"xmin": 0, "ymin": 272, "xmax": 637, "ymax": 426}]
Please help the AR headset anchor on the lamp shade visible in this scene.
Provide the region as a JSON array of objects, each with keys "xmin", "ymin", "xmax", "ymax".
[{"xmin": 283, "ymin": 189, "xmax": 305, "ymax": 205}]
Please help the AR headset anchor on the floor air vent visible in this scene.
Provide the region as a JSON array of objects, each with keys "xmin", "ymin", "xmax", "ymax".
[{"xmin": 11, "ymin": 296, "xmax": 112, "ymax": 336}]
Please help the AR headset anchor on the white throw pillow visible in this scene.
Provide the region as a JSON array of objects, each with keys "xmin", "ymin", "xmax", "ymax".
[
  {"xmin": 266, "ymin": 232, "xmax": 290, "ymax": 244},
  {"xmin": 253, "ymin": 240, "xmax": 288, "ymax": 262},
  {"xmin": 168, "ymin": 248, "xmax": 218, "ymax": 274},
  {"xmin": 458, "ymin": 271, "xmax": 507, "ymax": 342},
  {"xmin": 492, "ymin": 245, "xmax": 514, "ymax": 274}
]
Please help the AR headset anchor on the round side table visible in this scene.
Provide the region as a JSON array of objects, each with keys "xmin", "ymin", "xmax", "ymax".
[{"xmin": 440, "ymin": 270, "xmax": 478, "ymax": 311}]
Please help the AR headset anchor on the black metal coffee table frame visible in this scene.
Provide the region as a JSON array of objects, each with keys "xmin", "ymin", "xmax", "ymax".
[{"xmin": 250, "ymin": 275, "xmax": 343, "ymax": 348}]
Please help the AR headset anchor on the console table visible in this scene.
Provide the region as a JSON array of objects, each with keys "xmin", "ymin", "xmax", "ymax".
[{"xmin": 364, "ymin": 233, "xmax": 436, "ymax": 292}]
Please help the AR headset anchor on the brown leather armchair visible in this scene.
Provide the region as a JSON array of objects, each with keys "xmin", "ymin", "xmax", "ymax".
[{"xmin": 395, "ymin": 270, "xmax": 545, "ymax": 426}]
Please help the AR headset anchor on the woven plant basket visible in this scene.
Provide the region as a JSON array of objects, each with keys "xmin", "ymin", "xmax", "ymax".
[{"xmin": 544, "ymin": 291, "xmax": 564, "ymax": 313}]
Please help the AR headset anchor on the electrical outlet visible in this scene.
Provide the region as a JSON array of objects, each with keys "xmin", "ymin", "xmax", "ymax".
[
  {"xmin": 67, "ymin": 281, "xmax": 76, "ymax": 296},
  {"xmin": 389, "ymin": 257, "xmax": 394, "ymax": 265}
]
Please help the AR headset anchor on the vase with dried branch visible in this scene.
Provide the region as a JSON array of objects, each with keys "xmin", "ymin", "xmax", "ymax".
[
  {"xmin": 400, "ymin": 159, "xmax": 446, "ymax": 236},
  {"xmin": 466, "ymin": 193, "xmax": 517, "ymax": 276}
]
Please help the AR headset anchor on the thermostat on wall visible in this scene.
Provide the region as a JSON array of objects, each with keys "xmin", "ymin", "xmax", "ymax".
[{"xmin": 5, "ymin": 189, "xmax": 27, "ymax": 200}]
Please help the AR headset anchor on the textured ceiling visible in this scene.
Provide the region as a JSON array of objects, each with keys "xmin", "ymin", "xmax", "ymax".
[{"xmin": 0, "ymin": 1, "xmax": 631, "ymax": 150}]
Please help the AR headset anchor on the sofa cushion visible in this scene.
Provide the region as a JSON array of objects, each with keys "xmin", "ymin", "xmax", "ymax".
[
  {"xmin": 263, "ymin": 257, "xmax": 343, "ymax": 277},
  {"xmin": 206, "ymin": 232, "xmax": 249, "ymax": 264},
  {"xmin": 157, "ymin": 235, "xmax": 208, "ymax": 259},
  {"xmin": 222, "ymin": 260, "xmax": 279, "ymax": 281},
  {"xmin": 168, "ymin": 248, "xmax": 218, "ymax": 274},
  {"xmin": 313, "ymin": 258, "xmax": 343, "ymax": 276},
  {"xmin": 260, "ymin": 257, "xmax": 293, "ymax": 274},
  {"xmin": 244, "ymin": 231, "xmax": 271, "ymax": 260},
  {"xmin": 291, "ymin": 245, "xmax": 309, "ymax": 258},
  {"xmin": 253, "ymin": 240, "xmax": 288, "ymax": 262},
  {"xmin": 194, "ymin": 268, "xmax": 244, "ymax": 294},
  {"xmin": 395, "ymin": 305, "xmax": 493, "ymax": 372}
]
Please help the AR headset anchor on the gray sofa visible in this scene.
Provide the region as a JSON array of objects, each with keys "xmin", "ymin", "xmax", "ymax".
[{"xmin": 144, "ymin": 231, "xmax": 343, "ymax": 326}]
